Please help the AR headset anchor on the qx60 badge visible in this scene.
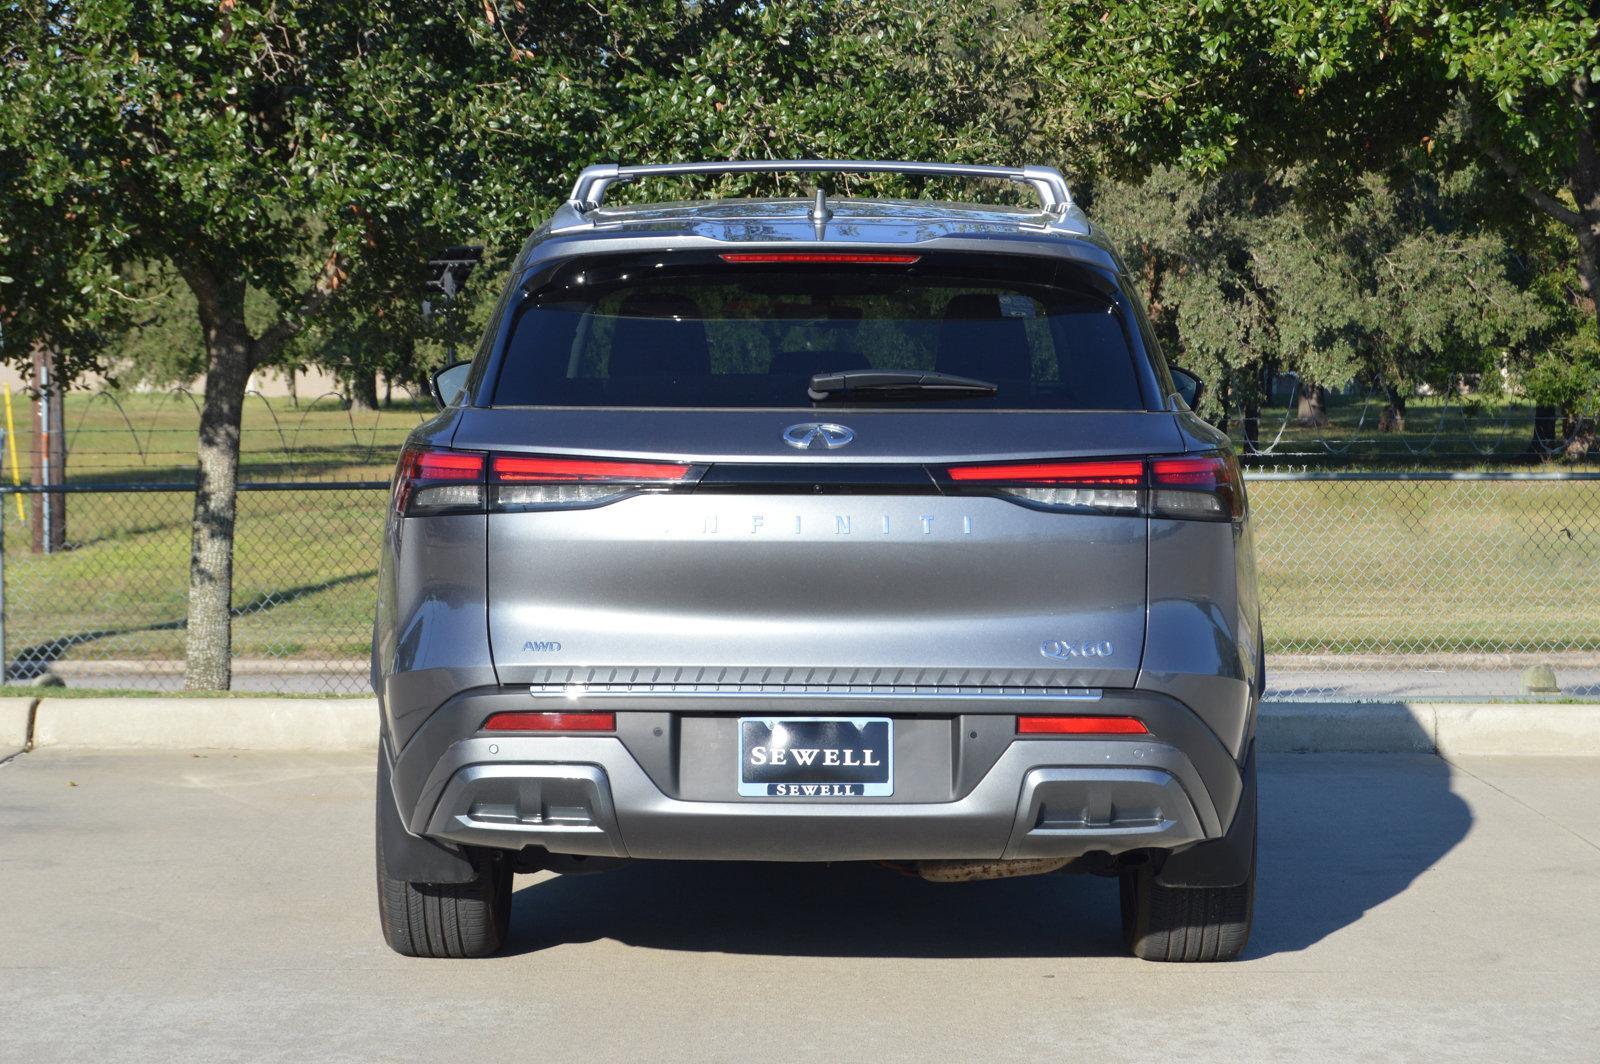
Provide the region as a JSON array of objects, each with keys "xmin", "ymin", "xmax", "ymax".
[
  {"xmin": 1041, "ymin": 639, "xmax": 1115, "ymax": 660},
  {"xmin": 782, "ymin": 422, "xmax": 854, "ymax": 450}
]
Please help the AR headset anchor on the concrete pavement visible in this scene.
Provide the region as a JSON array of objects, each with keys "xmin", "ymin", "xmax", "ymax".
[
  {"xmin": 18, "ymin": 696, "xmax": 1600, "ymax": 755},
  {"xmin": 1, "ymin": 749, "xmax": 1597, "ymax": 1062}
]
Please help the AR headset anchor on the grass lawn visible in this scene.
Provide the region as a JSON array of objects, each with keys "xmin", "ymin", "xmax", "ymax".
[
  {"xmin": 2, "ymin": 486, "xmax": 385, "ymax": 665},
  {"xmin": 1250, "ymin": 478, "xmax": 1600, "ymax": 654},
  {"xmin": 1236, "ymin": 391, "xmax": 1595, "ymax": 468},
  {"xmin": 0, "ymin": 390, "xmax": 1594, "ymax": 673},
  {"xmin": 1, "ymin": 389, "xmax": 430, "ymax": 484},
  {"xmin": 1, "ymin": 477, "xmax": 1594, "ymax": 670},
  {"xmin": 0, "ymin": 387, "xmax": 1587, "ymax": 485}
]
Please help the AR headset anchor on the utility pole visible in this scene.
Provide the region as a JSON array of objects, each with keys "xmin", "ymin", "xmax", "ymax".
[{"xmin": 29, "ymin": 343, "xmax": 66, "ymax": 553}]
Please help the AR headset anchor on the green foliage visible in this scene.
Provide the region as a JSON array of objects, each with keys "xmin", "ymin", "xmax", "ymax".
[
  {"xmin": 1, "ymin": 0, "xmax": 1031, "ymax": 387},
  {"xmin": 1040, "ymin": 0, "xmax": 1600, "ymax": 439},
  {"xmin": 1040, "ymin": 2, "xmax": 1596, "ymax": 191},
  {"xmin": 1090, "ymin": 164, "xmax": 1536, "ymax": 423}
]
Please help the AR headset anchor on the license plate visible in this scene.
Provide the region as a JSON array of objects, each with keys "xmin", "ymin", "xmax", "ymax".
[{"xmin": 738, "ymin": 717, "xmax": 893, "ymax": 797}]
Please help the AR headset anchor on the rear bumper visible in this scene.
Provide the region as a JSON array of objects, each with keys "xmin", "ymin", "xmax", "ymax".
[{"xmin": 404, "ymin": 732, "xmax": 1219, "ymax": 863}]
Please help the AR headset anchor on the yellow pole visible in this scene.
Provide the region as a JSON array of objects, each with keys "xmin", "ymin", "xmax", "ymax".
[{"xmin": 3, "ymin": 384, "xmax": 24, "ymax": 522}]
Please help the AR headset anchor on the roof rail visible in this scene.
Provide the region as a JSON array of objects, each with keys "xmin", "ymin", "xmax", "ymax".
[{"xmin": 565, "ymin": 159, "xmax": 1073, "ymax": 215}]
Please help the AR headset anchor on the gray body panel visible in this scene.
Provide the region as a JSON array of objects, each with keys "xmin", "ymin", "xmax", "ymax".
[
  {"xmin": 486, "ymin": 492, "xmax": 1147, "ymax": 690},
  {"xmin": 372, "ymin": 184, "xmax": 1261, "ymax": 870}
]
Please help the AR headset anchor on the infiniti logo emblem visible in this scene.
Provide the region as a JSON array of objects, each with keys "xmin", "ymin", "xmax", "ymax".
[{"xmin": 782, "ymin": 422, "xmax": 855, "ymax": 450}]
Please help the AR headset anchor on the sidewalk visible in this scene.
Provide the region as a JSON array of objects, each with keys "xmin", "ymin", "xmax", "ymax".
[{"xmin": 8, "ymin": 696, "xmax": 1600, "ymax": 756}]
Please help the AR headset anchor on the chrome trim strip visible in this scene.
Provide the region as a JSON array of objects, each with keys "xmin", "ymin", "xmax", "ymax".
[{"xmin": 529, "ymin": 686, "xmax": 1104, "ymax": 702}]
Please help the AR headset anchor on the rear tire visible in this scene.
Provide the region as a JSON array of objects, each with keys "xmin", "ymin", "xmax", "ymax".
[
  {"xmin": 376, "ymin": 818, "xmax": 512, "ymax": 958},
  {"xmin": 1119, "ymin": 837, "xmax": 1254, "ymax": 962}
]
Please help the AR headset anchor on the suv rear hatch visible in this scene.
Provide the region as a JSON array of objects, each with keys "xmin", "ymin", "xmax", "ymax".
[{"xmin": 449, "ymin": 250, "xmax": 1189, "ymax": 690}]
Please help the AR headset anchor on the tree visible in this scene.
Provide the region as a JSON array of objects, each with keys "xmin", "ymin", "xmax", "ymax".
[
  {"xmin": 2, "ymin": 0, "xmax": 1027, "ymax": 687},
  {"xmin": 1089, "ymin": 163, "xmax": 1537, "ymax": 448},
  {"xmin": 2, "ymin": 1, "xmax": 599, "ymax": 687},
  {"xmin": 1040, "ymin": 0, "xmax": 1600, "ymax": 451}
]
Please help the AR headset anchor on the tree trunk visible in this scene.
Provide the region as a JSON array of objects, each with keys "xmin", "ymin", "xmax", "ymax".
[
  {"xmin": 349, "ymin": 369, "xmax": 380, "ymax": 412},
  {"xmin": 1379, "ymin": 385, "xmax": 1406, "ymax": 433},
  {"xmin": 1242, "ymin": 397, "xmax": 1261, "ymax": 454},
  {"xmin": 1295, "ymin": 383, "xmax": 1329, "ymax": 427},
  {"xmin": 1562, "ymin": 416, "xmax": 1597, "ymax": 459},
  {"xmin": 1531, "ymin": 404, "xmax": 1561, "ymax": 459},
  {"xmin": 183, "ymin": 274, "xmax": 253, "ymax": 691}
]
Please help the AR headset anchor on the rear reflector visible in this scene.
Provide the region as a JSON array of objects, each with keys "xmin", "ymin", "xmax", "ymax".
[
  {"xmin": 1017, "ymin": 715, "xmax": 1148, "ymax": 735},
  {"xmin": 482, "ymin": 711, "xmax": 616, "ymax": 732},
  {"xmin": 718, "ymin": 253, "xmax": 921, "ymax": 264}
]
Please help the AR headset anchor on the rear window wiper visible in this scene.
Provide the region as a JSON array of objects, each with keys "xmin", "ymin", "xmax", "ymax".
[{"xmin": 808, "ymin": 369, "xmax": 999, "ymax": 402}]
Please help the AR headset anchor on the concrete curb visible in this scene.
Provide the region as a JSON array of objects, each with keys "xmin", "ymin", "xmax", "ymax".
[
  {"xmin": 17, "ymin": 697, "xmax": 1600, "ymax": 755},
  {"xmin": 30, "ymin": 698, "xmax": 374, "ymax": 752},
  {"xmin": 0, "ymin": 698, "xmax": 35, "ymax": 760},
  {"xmin": 1258, "ymin": 701, "xmax": 1600, "ymax": 756}
]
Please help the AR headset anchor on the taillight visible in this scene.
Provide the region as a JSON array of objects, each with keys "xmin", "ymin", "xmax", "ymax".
[
  {"xmin": 482, "ymin": 711, "xmax": 616, "ymax": 732},
  {"xmin": 394, "ymin": 446, "xmax": 485, "ymax": 516},
  {"xmin": 395, "ymin": 449, "xmax": 702, "ymax": 515},
  {"xmin": 1017, "ymin": 715, "xmax": 1148, "ymax": 735},
  {"xmin": 1149, "ymin": 454, "xmax": 1244, "ymax": 521},
  {"xmin": 491, "ymin": 455, "xmax": 696, "ymax": 510},
  {"xmin": 943, "ymin": 458, "xmax": 1144, "ymax": 515},
  {"xmin": 941, "ymin": 452, "xmax": 1244, "ymax": 521}
]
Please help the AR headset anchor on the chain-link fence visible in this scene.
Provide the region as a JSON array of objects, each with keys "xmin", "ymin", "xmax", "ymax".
[
  {"xmin": 0, "ymin": 482, "xmax": 387, "ymax": 694},
  {"xmin": 1, "ymin": 473, "xmax": 1596, "ymax": 699},
  {"xmin": 1250, "ymin": 472, "xmax": 1600, "ymax": 700}
]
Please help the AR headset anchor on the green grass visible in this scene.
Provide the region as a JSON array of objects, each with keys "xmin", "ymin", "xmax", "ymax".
[
  {"xmin": 1, "ymin": 477, "xmax": 1594, "ymax": 667},
  {"xmin": 1235, "ymin": 393, "xmax": 1596, "ymax": 469},
  {"xmin": 2, "ymin": 390, "xmax": 430, "ymax": 484},
  {"xmin": 0, "ymin": 391, "xmax": 1593, "ymax": 669},
  {"xmin": 2, "ymin": 485, "xmax": 383, "ymax": 663},
  {"xmin": 1250, "ymin": 478, "xmax": 1600, "ymax": 654}
]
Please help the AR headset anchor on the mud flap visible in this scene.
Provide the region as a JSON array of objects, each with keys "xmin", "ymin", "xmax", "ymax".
[
  {"xmin": 1155, "ymin": 740, "xmax": 1256, "ymax": 888},
  {"xmin": 377, "ymin": 743, "xmax": 480, "ymax": 885}
]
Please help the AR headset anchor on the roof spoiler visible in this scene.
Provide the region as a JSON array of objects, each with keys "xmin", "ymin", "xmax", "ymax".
[{"xmin": 562, "ymin": 159, "xmax": 1074, "ymax": 217}]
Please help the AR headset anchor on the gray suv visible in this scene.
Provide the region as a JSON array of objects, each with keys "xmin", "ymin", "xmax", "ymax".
[{"xmin": 374, "ymin": 160, "xmax": 1261, "ymax": 962}]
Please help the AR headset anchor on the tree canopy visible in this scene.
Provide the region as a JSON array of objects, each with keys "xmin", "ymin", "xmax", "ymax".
[
  {"xmin": 0, "ymin": 0, "xmax": 1026, "ymax": 688},
  {"xmin": 2, "ymin": 0, "xmax": 1597, "ymax": 688}
]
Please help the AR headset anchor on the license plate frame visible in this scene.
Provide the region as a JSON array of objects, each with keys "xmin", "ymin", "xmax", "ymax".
[{"xmin": 737, "ymin": 717, "xmax": 894, "ymax": 798}]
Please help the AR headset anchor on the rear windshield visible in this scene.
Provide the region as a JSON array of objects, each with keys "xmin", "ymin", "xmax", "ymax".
[{"xmin": 490, "ymin": 253, "xmax": 1148, "ymax": 409}]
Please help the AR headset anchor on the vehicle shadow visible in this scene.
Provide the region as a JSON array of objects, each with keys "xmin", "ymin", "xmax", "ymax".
[
  {"xmin": 507, "ymin": 858, "xmax": 1128, "ymax": 959},
  {"xmin": 503, "ymin": 750, "xmax": 1472, "ymax": 961},
  {"xmin": 1246, "ymin": 751, "xmax": 1471, "ymax": 959}
]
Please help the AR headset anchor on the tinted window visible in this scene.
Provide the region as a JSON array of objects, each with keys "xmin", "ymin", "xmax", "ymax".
[{"xmin": 491, "ymin": 255, "xmax": 1146, "ymax": 409}]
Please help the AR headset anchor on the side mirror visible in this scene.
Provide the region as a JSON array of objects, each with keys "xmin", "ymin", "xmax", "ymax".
[
  {"xmin": 429, "ymin": 361, "xmax": 472, "ymax": 410},
  {"xmin": 1169, "ymin": 367, "xmax": 1205, "ymax": 411}
]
